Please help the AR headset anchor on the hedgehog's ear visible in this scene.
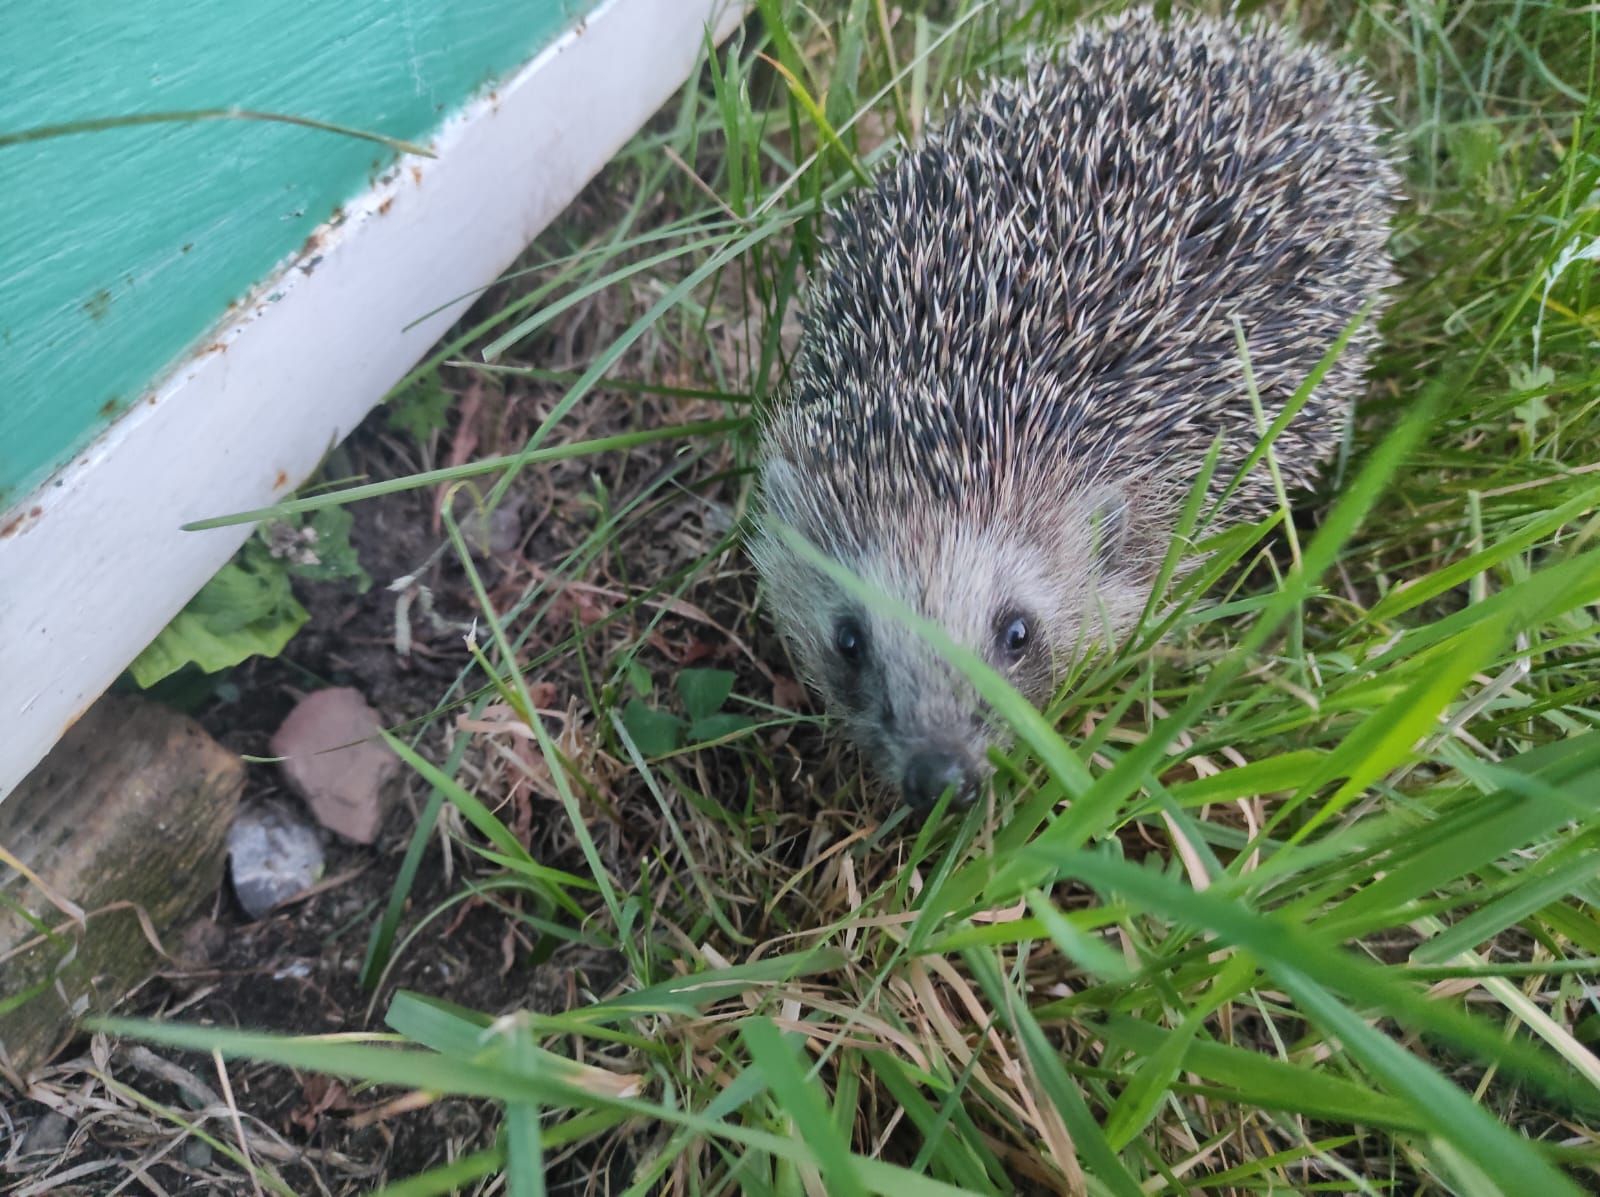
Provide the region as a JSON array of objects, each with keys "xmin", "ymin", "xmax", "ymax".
[
  {"xmin": 760, "ymin": 457, "xmax": 804, "ymax": 524},
  {"xmin": 1085, "ymin": 483, "xmax": 1130, "ymax": 574},
  {"xmin": 1086, "ymin": 480, "xmax": 1170, "ymax": 582},
  {"xmin": 758, "ymin": 456, "xmax": 824, "ymax": 549}
]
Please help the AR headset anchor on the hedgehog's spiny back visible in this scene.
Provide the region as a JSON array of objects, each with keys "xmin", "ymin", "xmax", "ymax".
[{"xmin": 765, "ymin": 9, "xmax": 1398, "ymax": 546}]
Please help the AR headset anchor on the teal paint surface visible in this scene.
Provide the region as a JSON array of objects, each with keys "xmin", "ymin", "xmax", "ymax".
[{"xmin": 0, "ymin": 0, "xmax": 593, "ymax": 509}]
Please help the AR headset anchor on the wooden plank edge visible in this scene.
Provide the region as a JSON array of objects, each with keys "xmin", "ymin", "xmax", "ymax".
[{"xmin": 0, "ymin": 0, "xmax": 747, "ymax": 802}]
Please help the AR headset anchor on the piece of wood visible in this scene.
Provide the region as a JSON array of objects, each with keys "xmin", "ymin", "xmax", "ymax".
[
  {"xmin": 0, "ymin": 0, "xmax": 588, "ymax": 507},
  {"xmin": 0, "ymin": 695, "xmax": 243, "ymax": 1083},
  {"xmin": 0, "ymin": 0, "xmax": 748, "ymax": 803}
]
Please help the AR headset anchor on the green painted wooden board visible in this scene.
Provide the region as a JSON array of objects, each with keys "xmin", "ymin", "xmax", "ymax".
[{"xmin": 0, "ymin": 0, "xmax": 591, "ymax": 510}]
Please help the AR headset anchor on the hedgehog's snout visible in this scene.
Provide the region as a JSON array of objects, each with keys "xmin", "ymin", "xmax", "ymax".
[{"xmin": 901, "ymin": 746, "xmax": 983, "ymax": 810}]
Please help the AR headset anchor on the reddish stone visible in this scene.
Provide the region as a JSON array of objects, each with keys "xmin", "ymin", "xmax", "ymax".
[{"xmin": 270, "ymin": 688, "xmax": 398, "ymax": 843}]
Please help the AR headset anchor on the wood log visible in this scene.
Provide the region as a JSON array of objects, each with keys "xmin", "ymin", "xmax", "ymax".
[{"xmin": 0, "ymin": 694, "xmax": 242, "ymax": 1083}]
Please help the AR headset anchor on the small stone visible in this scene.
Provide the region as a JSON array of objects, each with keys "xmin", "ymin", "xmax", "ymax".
[
  {"xmin": 270, "ymin": 688, "xmax": 399, "ymax": 843},
  {"xmin": 19, "ymin": 1111, "xmax": 70, "ymax": 1155},
  {"xmin": 486, "ymin": 503, "xmax": 524, "ymax": 555},
  {"xmin": 461, "ymin": 496, "xmax": 525, "ymax": 559},
  {"xmin": 227, "ymin": 804, "xmax": 324, "ymax": 920}
]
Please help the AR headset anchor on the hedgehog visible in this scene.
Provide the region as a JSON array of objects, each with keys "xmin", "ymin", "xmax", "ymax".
[{"xmin": 750, "ymin": 8, "xmax": 1398, "ymax": 810}]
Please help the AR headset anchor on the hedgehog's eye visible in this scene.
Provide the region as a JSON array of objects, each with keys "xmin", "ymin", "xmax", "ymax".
[
  {"xmin": 996, "ymin": 611, "xmax": 1032, "ymax": 664},
  {"xmin": 834, "ymin": 617, "xmax": 867, "ymax": 666}
]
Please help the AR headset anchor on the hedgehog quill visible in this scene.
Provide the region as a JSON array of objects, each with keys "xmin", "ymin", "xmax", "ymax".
[{"xmin": 751, "ymin": 9, "xmax": 1399, "ymax": 810}]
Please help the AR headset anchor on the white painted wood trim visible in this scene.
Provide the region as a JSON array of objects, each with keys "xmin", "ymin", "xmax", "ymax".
[{"xmin": 0, "ymin": 0, "xmax": 746, "ymax": 801}]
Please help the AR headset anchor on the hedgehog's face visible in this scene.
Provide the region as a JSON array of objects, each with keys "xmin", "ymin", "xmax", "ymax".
[{"xmin": 755, "ymin": 459, "xmax": 1156, "ymax": 812}]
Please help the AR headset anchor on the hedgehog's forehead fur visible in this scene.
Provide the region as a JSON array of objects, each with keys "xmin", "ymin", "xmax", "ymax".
[{"xmin": 753, "ymin": 7, "xmax": 1398, "ymax": 803}]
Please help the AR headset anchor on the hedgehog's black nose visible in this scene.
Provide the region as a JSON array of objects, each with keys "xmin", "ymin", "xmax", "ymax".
[{"xmin": 902, "ymin": 750, "xmax": 977, "ymax": 810}]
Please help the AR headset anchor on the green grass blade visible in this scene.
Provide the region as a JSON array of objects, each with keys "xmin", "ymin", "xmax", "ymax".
[
  {"xmin": 964, "ymin": 949, "xmax": 1146, "ymax": 1197},
  {"xmin": 742, "ymin": 1017, "xmax": 868, "ymax": 1197}
]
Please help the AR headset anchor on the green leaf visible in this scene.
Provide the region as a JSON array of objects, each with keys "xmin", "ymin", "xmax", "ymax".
[
  {"xmin": 1023, "ymin": 888, "xmax": 1133, "ymax": 982},
  {"xmin": 620, "ymin": 700, "xmax": 686, "ymax": 757},
  {"xmin": 1283, "ymin": 617, "xmax": 1513, "ymax": 840},
  {"xmin": 1102, "ymin": 1015, "xmax": 1200, "ymax": 1151},
  {"xmin": 863, "ymin": 1053, "xmax": 1004, "ymax": 1192},
  {"xmin": 372, "ymin": 1150, "xmax": 505, "ymax": 1197},
  {"xmin": 1363, "ymin": 484, "xmax": 1600, "ymax": 625},
  {"xmin": 626, "ymin": 659, "xmax": 654, "ymax": 697},
  {"xmin": 1412, "ymin": 834, "xmax": 1600, "ymax": 963},
  {"xmin": 1101, "ymin": 955, "xmax": 1255, "ymax": 1150},
  {"xmin": 1091, "ymin": 1015, "xmax": 1423, "ymax": 1130},
  {"xmin": 580, "ymin": 949, "xmax": 848, "ymax": 1025},
  {"xmin": 97, "ymin": 1016, "xmax": 980, "ymax": 1197},
  {"xmin": 128, "ymin": 551, "xmax": 307, "ymax": 687},
  {"xmin": 1167, "ymin": 750, "xmax": 1327, "ymax": 808},
  {"xmin": 1364, "ymin": 545, "xmax": 1600, "ymax": 672},
  {"xmin": 742, "ymin": 1017, "xmax": 868, "ymax": 1197},
  {"xmin": 1444, "ymin": 119, "xmax": 1502, "ymax": 189},
  {"xmin": 1326, "ymin": 734, "xmax": 1600, "ymax": 933},
  {"xmin": 385, "ymin": 370, "xmax": 455, "ymax": 442},
  {"xmin": 963, "ymin": 950, "xmax": 1146, "ymax": 1197},
  {"xmin": 288, "ymin": 505, "xmax": 371, "ymax": 591},
  {"xmin": 1283, "ymin": 970, "xmax": 1580, "ymax": 1197},
  {"xmin": 182, "ymin": 417, "xmax": 747, "ymax": 530},
  {"xmin": 386, "ymin": 991, "xmax": 493, "ymax": 1058},
  {"xmin": 501, "ymin": 1021, "xmax": 546, "ymax": 1197},
  {"xmin": 1038, "ymin": 849, "xmax": 1590, "ymax": 1194},
  {"xmin": 466, "ymin": 849, "xmax": 590, "ymax": 921},
  {"xmin": 677, "ymin": 668, "xmax": 736, "ymax": 722},
  {"xmin": 688, "ymin": 712, "xmax": 756, "ymax": 744},
  {"xmin": 823, "ymin": 0, "xmax": 870, "ymax": 136}
]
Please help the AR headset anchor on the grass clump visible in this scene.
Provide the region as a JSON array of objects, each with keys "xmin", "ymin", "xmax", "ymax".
[{"xmin": 106, "ymin": 0, "xmax": 1600, "ymax": 1192}]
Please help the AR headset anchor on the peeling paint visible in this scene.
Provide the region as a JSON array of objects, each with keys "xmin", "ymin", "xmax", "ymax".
[{"xmin": 0, "ymin": 506, "xmax": 44, "ymax": 540}]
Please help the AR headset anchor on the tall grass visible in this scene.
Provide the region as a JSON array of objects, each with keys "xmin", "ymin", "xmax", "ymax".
[{"xmin": 107, "ymin": 0, "xmax": 1600, "ymax": 1192}]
